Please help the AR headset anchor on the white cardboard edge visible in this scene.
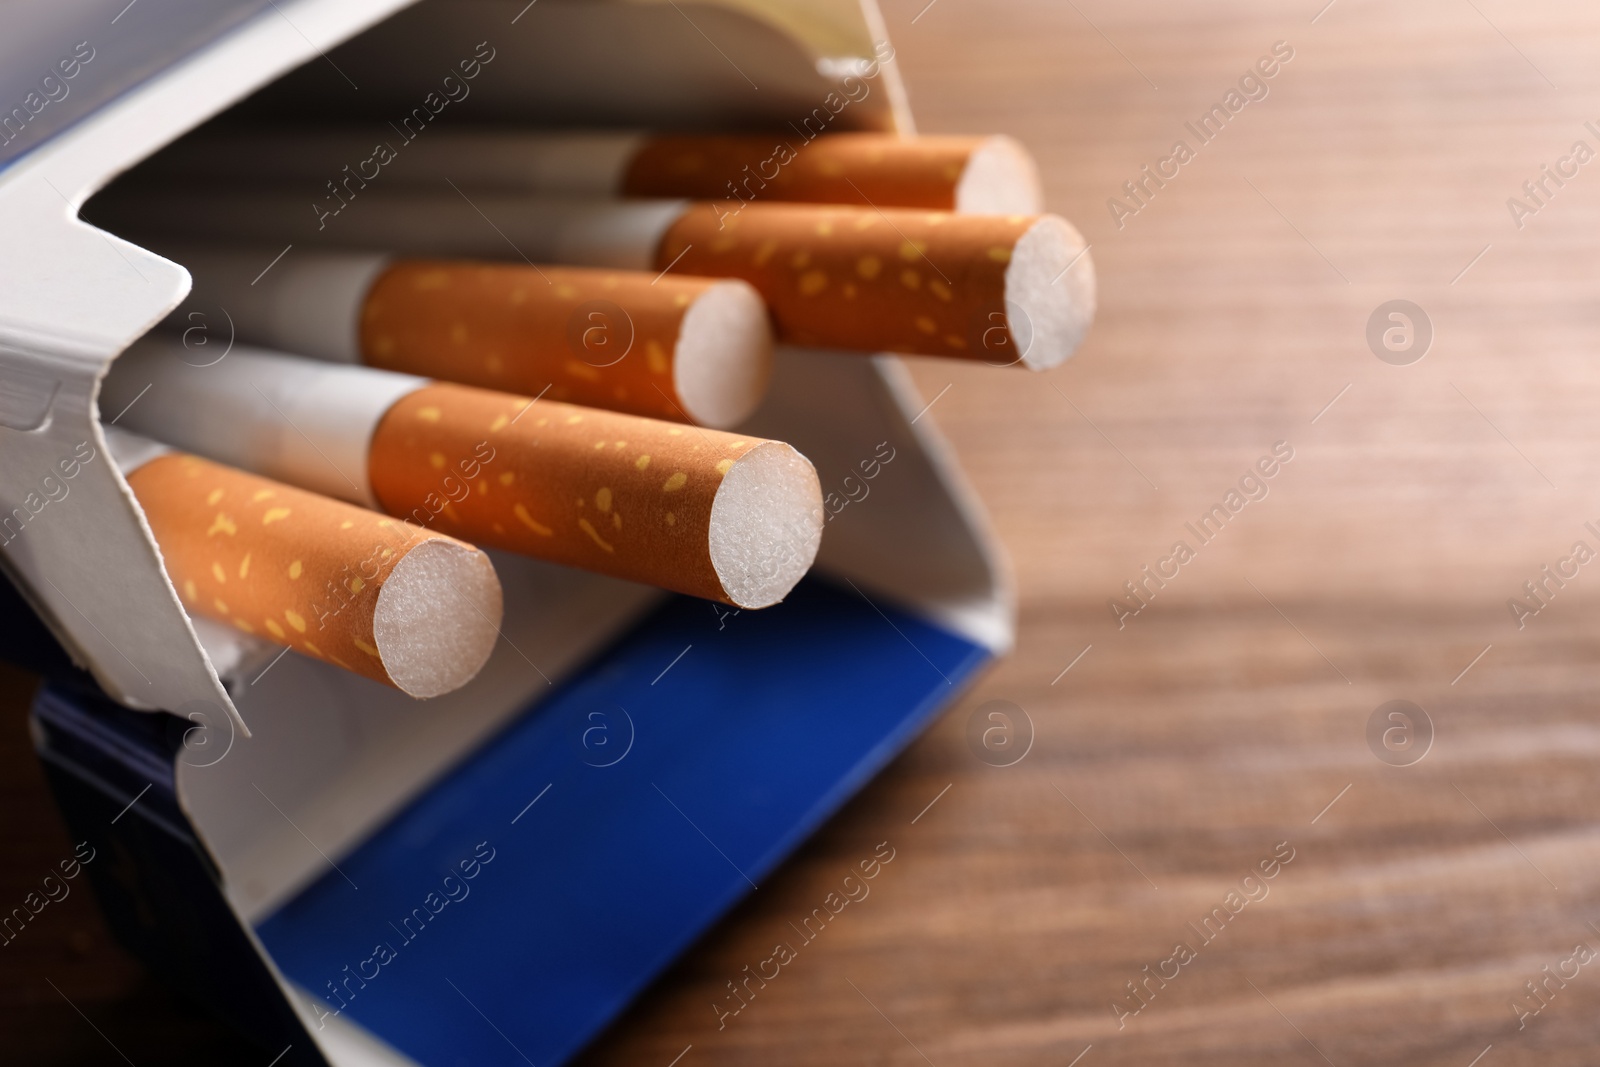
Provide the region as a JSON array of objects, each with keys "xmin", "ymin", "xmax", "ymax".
[
  {"xmin": 867, "ymin": 354, "xmax": 1016, "ymax": 652},
  {"xmin": 743, "ymin": 345, "xmax": 1015, "ymax": 654},
  {"xmin": 100, "ymin": 423, "xmax": 172, "ymax": 473},
  {"xmin": 0, "ymin": 0, "xmax": 415, "ymax": 734},
  {"xmin": 856, "ymin": 0, "xmax": 917, "ymax": 135}
]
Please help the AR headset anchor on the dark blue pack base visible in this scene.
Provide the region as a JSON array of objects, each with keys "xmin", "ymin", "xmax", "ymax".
[{"xmin": 32, "ymin": 576, "xmax": 990, "ymax": 1065}]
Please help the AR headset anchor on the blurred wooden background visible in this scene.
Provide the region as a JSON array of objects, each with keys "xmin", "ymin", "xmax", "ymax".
[{"xmin": 9, "ymin": 0, "xmax": 1600, "ymax": 1062}]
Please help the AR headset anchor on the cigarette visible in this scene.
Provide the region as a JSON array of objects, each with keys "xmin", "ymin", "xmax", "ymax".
[
  {"xmin": 167, "ymin": 244, "xmax": 773, "ymax": 428},
  {"xmin": 104, "ymin": 427, "xmax": 504, "ymax": 698},
  {"xmin": 99, "ymin": 191, "xmax": 1095, "ymax": 370},
  {"xmin": 139, "ymin": 129, "xmax": 1042, "ymax": 213},
  {"xmin": 103, "ymin": 340, "xmax": 824, "ymax": 609}
]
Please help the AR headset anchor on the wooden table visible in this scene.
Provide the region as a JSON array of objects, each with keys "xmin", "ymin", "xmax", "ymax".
[{"xmin": 9, "ymin": 0, "xmax": 1600, "ymax": 1062}]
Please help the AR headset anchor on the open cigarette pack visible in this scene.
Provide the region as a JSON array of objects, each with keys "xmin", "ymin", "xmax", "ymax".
[{"xmin": 0, "ymin": 2, "xmax": 1051, "ymax": 1063}]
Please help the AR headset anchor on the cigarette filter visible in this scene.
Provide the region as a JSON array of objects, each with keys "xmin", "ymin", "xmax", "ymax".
[
  {"xmin": 655, "ymin": 203, "xmax": 1092, "ymax": 370},
  {"xmin": 362, "ymin": 262, "xmax": 770, "ymax": 427},
  {"xmin": 621, "ymin": 133, "xmax": 1042, "ymax": 214},
  {"xmin": 168, "ymin": 246, "xmax": 773, "ymax": 429},
  {"xmin": 106, "ymin": 429, "xmax": 504, "ymax": 698},
  {"xmin": 369, "ymin": 383, "xmax": 822, "ymax": 608},
  {"xmin": 139, "ymin": 129, "xmax": 1041, "ymax": 213},
  {"xmin": 103, "ymin": 340, "xmax": 825, "ymax": 609}
]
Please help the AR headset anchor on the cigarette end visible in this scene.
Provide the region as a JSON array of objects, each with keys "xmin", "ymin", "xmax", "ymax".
[
  {"xmin": 374, "ymin": 537, "xmax": 503, "ymax": 698},
  {"xmin": 1005, "ymin": 215, "xmax": 1096, "ymax": 371},
  {"xmin": 675, "ymin": 279, "xmax": 774, "ymax": 428},
  {"xmin": 956, "ymin": 135, "xmax": 1045, "ymax": 215},
  {"xmin": 708, "ymin": 442, "xmax": 823, "ymax": 609}
]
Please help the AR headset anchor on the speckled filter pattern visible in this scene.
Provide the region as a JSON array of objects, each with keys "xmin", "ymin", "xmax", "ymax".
[
  {"xmin": 656, "ymin": 202, "xmax": 1029, "ymax": 360},
  {"xmin": 127, "ymin": 451, "xmax": 454, "ymax": 689},
  {"xmin": 368, "ymin": 382, "xmax": 757, "ymax": 604},
  {"xmin": 359, "ymin": 260, "xmax": 712, "ymax": 423}
]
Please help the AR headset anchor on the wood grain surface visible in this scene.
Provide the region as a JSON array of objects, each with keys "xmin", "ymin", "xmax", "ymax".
[{"xmin": 9, "ymin": 0, "xmax": 1600, "ymax": 1062}]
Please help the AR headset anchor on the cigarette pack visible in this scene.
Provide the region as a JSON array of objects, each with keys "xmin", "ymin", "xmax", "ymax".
[{"xmin": 0, "ymin": 2, "xmax": 1015, "ymax": 1064}]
